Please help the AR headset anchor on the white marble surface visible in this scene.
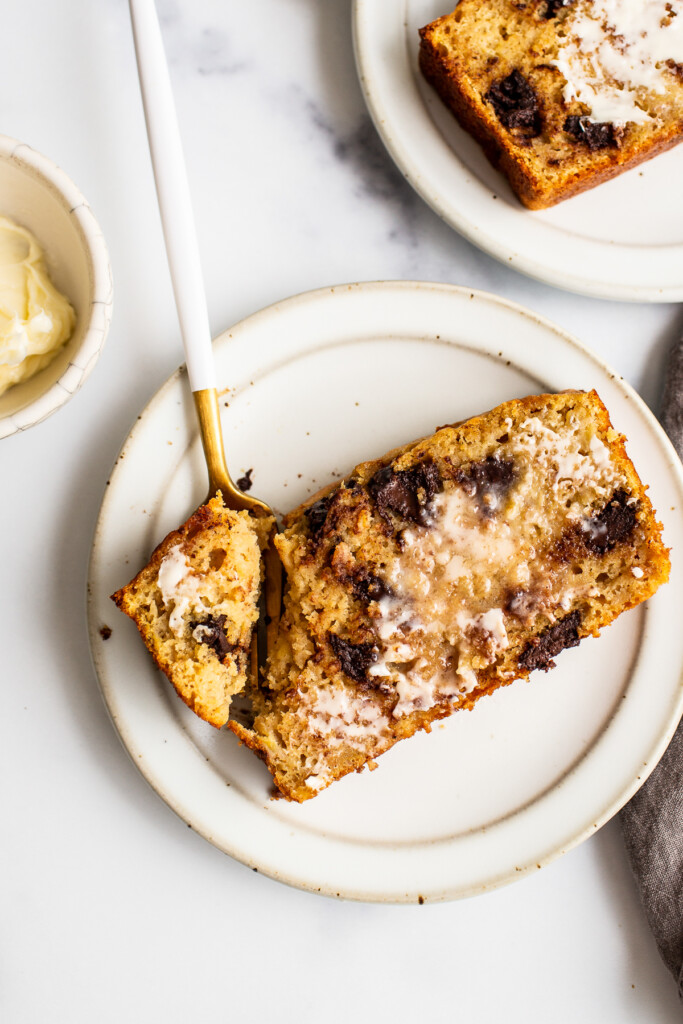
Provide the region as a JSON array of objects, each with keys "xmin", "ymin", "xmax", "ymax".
[{"xmin": 2, "ymin": 1, "xmax": 681, "ymax": 1021}]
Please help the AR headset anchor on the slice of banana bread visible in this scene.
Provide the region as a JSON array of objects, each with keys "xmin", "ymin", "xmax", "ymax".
[
  {"xmin": 419, "ymin": 0, "xmax": 683, "ymax": 208},
  {"xmin": 229, "ymin": 391, "xmax": 669, "ymax": 800},
  {"xmin": 112, "ymin": 494, "xmax": 273, "ymax": 727}
]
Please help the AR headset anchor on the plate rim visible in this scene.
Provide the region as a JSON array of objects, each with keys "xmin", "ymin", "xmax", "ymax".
[
  {"xmin": 351, "ymin": 0, "xmax": 683, "ymax": 303},
  {"xmin": 88, "ymin": 279, "xmax": 683, "ymax": 902}
]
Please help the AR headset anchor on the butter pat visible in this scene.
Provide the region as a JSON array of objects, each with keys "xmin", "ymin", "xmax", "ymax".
[
  {"xmin": 553, "ymin": 0, "xmax": 683, "ymax": 126},
  {"xmin": 0, "ymin": 215, "xmax": 75, "ymax": 396}
]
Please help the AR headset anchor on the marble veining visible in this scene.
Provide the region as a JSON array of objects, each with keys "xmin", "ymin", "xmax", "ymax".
[{"xmin": 3, "ymin": 1, "xmax": 683, "ymax": 1020}]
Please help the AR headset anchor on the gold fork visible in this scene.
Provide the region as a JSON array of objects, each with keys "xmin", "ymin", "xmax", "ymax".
[{"xmin": 129, "ymin": 0, "xmax": 281, "ymax": 675}]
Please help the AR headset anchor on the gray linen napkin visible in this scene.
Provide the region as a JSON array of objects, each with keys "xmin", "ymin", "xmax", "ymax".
[{"xmin": 620, "ymin": 334, "xmax": 683, "ymax": 997}]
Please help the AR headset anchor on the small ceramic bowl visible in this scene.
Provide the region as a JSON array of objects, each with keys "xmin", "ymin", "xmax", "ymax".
[{"xmin": 0, "ymin": 134, "xmax": 113, "ymax": 438}]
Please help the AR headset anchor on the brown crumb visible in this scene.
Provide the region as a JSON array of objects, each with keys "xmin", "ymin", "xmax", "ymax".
[
  {"xmin": 100, "ymin": 625, "xmax": 112, "ymax": 640},
  {"xmin": 237, "ymin": 469, "xmax": 253, "ymax": 492}
]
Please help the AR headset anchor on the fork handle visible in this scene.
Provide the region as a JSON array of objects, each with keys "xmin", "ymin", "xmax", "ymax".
[
  {"xmin": 193, "ymin": 388, "xmax": 235, "ymax": 497},
  {"xmin": 129, "ymin": 0, "xmax": 215, "ymax": 392}
]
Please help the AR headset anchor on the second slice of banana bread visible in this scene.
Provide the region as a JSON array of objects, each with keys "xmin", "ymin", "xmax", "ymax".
[{"xmin": 419, "ymin": 0, "xmax": 683, "ymax": 208}]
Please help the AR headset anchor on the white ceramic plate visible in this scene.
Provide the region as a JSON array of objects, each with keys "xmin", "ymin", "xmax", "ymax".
[
  {"xmin": 88, "ymin": 282, "xmax": 683, "ymax": 902},
  {"xmin": 353, "ymin": 1, "xmax": 683, "ymax": 302}
]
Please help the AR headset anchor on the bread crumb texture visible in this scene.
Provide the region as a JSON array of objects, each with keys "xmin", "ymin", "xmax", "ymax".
[
  {"xmin": 229, "ymin": 391, "xmax": 669, "ymax": 800},
  {"xmin": 419, "ymin": 0, "xmax": 683, "ymax": 207},
  {"xmin": 111, "ymin": 494, "xmax": 273, "ymax": 728}
]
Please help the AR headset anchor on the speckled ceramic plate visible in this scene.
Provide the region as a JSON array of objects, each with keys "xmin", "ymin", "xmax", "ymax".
[
  {"xmin": 353, "ymin": 1, "xmax": 683, "ymax": 302},
  {"xmin": 88, "ymin": 281, "xmax": 683, "ymax": 902}
]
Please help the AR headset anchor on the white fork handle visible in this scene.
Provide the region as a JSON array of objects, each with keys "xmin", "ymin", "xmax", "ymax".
[{"xmin": 128, "ymin": 0, "xmax": 215, "ymax": 392}]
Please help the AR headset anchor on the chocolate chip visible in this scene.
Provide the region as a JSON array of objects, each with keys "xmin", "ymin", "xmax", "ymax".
[
  {"xmin": 99, "ymin": 625, "xmax": 112, "ymax": 640},
  {"xmin": 329, "ymin": 542, "xmax": 391, "ymax": 603},
  {"xmin": 485, "ymin": 70, "xmax": 542, "ymax": 136},
  {"xmin": 543, "ymin": 0, "xmax": 573, "ymax": 17},
  {"xmin": 305, "ymin": 494, "xmax": 333, "ymax": 540},
  {"xmin": 190, "ymin": 614, "xmax": 234, "ymax": 659},
  {"xmin": 328, "ymin": 633, "xmax": 378, "ymax": 684},
  {"xmin": 666, "ymin": 59, "xmax": 683, "ymax": 82},
  {"xmin": 564, "ymin": 115, "xmax": 620, "ymax": 150},
  {"xmin": 349, "ymin": 569, "xmax": 390, "ymax": 603},
  {"xmin": 581, "ymin": 490, "xmax": 637, "ymax": 554},
  {"xmin": 236, "ymin": 468, "xmax": 253, "ymax": 492},
  {"xmin": 368, "ymin": 459, "xmax": 442, "ymax": 526},
  {"xmin": 518, "ymin": 610, "xmax": 582, "ymax": 673},
  {"xmin": 455, "ymin": 456, "xmax": 515, "ymax": 516},
  {"xmin": 505, "ymin": 589, "xmax": 539, "ymax": 620},
  {"xmin": 337, "ymin": 564, "xmax": 390, "ymax": 603}
]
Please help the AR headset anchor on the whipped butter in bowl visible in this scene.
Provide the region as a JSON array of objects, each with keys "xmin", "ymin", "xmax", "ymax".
[
  {"xmin": 0, "ymin": 215, "xmax": 76, "ymax": 397},
  {"xmin": 0, "ymin": 134, "xmax": 112, "ymax": 438}
]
